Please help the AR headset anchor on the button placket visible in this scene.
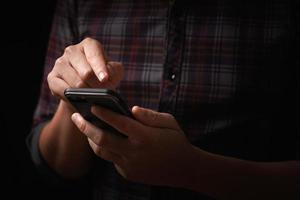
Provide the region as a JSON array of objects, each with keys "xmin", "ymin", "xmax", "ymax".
[
  {"xmin": 158, "ymin": 1, "xmax": 186, "ymax": 113},
  {"xmin": 171, "ymin": 74, "xmax": 176, "ymax": 80}
]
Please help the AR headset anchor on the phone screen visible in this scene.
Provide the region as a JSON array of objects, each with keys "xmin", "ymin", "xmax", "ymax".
[{"xmin": 64, "ymin": 88, "xmax": 132, "ymax": 137}]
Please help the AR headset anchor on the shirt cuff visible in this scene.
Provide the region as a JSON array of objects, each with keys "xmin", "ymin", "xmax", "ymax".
[{"xmin": 26, "ymin": 121, "xmax": 91, "ymax": 189}]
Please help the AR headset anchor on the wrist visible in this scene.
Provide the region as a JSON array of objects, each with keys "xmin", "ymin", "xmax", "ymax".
[
  {"xmin": 180, "ymin": 145, "xmax": 206, "ymax": 190},
  {"xmin": 60, "ymin": 99, "xmax": 77, "ymax": 113},
  {"xmin": 172, "ymin": 144, "xmax": 204, "ymax": 189},
  {"xmin": 181, "ymin": 146, "xmax": 257, "ymax": 198}
]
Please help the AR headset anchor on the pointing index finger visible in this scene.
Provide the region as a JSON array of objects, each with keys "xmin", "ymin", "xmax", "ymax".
[{"xmin": 82, "ymin": 38, "xmax": 109, "ymax": 83}]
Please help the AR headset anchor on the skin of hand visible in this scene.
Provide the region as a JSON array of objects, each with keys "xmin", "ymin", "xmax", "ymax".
[
  {"xmin": 39, "ymin": 37, "xmax": 124, "ymax": 178},
  {"xmin": 71, "ymin": 104, "xmax": 300, "ymax": 199},
  {"xmin": 71, "ymin": 105, "xmax": 195, "ymax": 187},
  {"xmin": 47, "ymin": 37, "xmax": 124, "ymax": 100}
]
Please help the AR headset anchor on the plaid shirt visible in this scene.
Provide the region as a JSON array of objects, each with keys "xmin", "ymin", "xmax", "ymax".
[{"xmin": 28, "ymin": 1, "xmax": 300, "ymax": 199}]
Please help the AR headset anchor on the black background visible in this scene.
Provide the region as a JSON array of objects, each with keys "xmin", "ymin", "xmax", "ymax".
[{"xmin": 1, "ymin": 1, "xmax": 89, "ymax": 199}]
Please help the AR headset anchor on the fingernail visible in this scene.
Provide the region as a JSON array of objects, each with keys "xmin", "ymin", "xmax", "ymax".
[
  {"xmin": 71, "ymin": 113, "xmax": 82, "ymax": 124},
  {"xmin": 98, "ymin": 71, "xmax": 106, "ymax": 82}
]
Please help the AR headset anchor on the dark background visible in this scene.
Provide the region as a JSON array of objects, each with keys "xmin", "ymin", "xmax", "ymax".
[{"xmin": 0, "ymin": 1, "xmax": 89, "ymax": 199}]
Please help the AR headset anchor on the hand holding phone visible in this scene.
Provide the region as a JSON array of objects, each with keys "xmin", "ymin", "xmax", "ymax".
[{"xmin": 64, "ymin": 88, "xmax": 133, "ymax": 137}]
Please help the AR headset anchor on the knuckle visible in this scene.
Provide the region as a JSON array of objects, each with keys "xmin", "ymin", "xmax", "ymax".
[
  {"xmin": 75, "ymin": 80, "xmax": 85, "ymax": 88},
  {"xmin": 47, "ymin": 72, "xmax": 53, "ymax": 82},
  {"xmin": 84, "ymin": 39, "xmax": 103, "ymax": 61},
  {"xmin": 93, "ymin": 132, "xmax": 107, "ymax": 146},
  {"xmin": 55, "ymin": 57, "xmax": 62, "ymax": 65},
  {"xmin": 46, "ymin": 73, "xmax": 61, "ymax": 97},
  {"xmin": 166, "ymin": 113, "xmax": 175, "ymax": 120},
  {"xmin": 77, "ymin": 120, "xmax": 87, "ymax": 133},
  {"xmin": 83, "ymin": 37, "xmax": 98, "ymax": 45},
  {"xmin": 93, "ymin": 146, "xmax": 102, "ymax": 157},
  {"xmin": 162, "ymin": 113, "xmax": 175, "ymax": 121},
  {"xmin": 149, "ymin": 111, "xmax": 159, "ymax": 122},
  {"xmin": 54, "ymin": 57, "xmax": 65, "ymax": 66},
  {"xmin": 64, "ymin": 45, "xmax": 75, "ymax": 55},
  {"xmin": 83, "ymin": 37, "xmax": 93, "ymax": 44},
  {"xmin": 86, "ymin": 52, "xmax": 99, "ymax": 65},
  {"xmin": 79, "ymin": 68, "xmax": 94, "ymax": 81}
]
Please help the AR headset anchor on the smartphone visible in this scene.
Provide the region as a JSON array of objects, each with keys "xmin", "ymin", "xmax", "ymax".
[{"xmin": 64, "ymin": 88, "xmax": 133, "ymax": 137}]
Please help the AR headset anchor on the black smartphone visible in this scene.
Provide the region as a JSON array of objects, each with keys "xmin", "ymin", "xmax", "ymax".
[{"xmin": 64, "ymin": 88, "xmax": 133, "ymax": 137}]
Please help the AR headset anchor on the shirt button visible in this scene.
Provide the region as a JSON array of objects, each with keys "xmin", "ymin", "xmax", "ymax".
[{"xmin": 171, "ymin": 74, "xmax": 176, "ymax": 80}]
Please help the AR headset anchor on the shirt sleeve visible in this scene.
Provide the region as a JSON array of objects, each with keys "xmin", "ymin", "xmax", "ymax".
[
  {"xmin": 26, "ymin": 0, "xmax": 86, "ymax": 187},
  {"xmin": 26, "ymin": 121, "xmax": 91, "ymax": 190},
  {"xmin": 26, "ymin": 121, "xmax": 64, "ymax": 185}
]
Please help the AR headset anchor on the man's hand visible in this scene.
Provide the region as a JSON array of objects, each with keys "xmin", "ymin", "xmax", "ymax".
[
  {"xmin": 47, "ymin": 37, "xmax": 124, "ymax": 100},
  {"xmin": 71, "ymin": 106, "xmax": 195, "ymax": 187},
  {"xmin": 40, "ymin": 37, "xmax": 124, "ymax": 179}
]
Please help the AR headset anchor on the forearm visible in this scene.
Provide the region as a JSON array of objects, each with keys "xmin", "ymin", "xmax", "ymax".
[
  {"xmin": 39, "ymin": 100, "xmax": 94, "ymax": 179},
  {"xmin": 184, "ymin": 147, "xmax": 300, "ymax": 199}
]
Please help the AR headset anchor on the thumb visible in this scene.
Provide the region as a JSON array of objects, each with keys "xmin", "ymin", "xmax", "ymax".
[{"xmin": 132, "ymin": 106, "xmax": 180, "ymax": 130}]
